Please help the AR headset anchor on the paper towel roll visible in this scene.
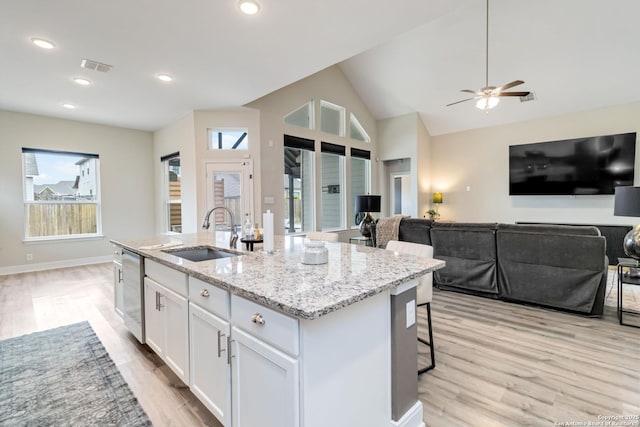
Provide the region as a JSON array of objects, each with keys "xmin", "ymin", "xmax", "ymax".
[{"xmin": 263, "ymin": 210, "xmax": 274, "ymax": 253}]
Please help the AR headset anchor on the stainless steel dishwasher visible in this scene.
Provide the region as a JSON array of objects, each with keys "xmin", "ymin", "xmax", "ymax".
[{"xmin": 122, "ymin": 249, "xmax": 145, "ymax": 343}]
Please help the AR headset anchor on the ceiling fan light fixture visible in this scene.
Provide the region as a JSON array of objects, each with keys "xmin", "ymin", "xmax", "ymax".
[
  {"xmin": 476, "ymin": 96, "xmax": 500, "ymax": 110},
  {"xmin": 238, "ymin": 0, "xmax": 260, "ymax": 15}
]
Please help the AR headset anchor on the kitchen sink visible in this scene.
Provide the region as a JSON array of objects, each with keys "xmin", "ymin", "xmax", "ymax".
[{"xmin": 163, "ymin": 246, "xmax": 240, "ymax": 262}]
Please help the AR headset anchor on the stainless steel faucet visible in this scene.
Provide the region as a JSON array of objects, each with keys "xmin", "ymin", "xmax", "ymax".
[{"xmin": 202, "ymin": 206, "xmax": 239, "ymax": 249}]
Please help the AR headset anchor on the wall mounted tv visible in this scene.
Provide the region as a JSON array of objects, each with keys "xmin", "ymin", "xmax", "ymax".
[{"xmin": 509, "ymin": 132, "xmax": 636, "ymax": 195}]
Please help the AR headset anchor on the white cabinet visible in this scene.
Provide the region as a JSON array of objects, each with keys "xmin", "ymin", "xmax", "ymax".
[
  {"xmin": 143, "ymin": 259, "xmax": 190, "ymax": 385},
  {"xmin": 230, "ymin": 294, "xmax": 299, "ymax": 427},
  {"xmin": 231, "ymin": 327, "xmax": 299, "ymax": 427},
  {"xmin": 112, "ymin": 247, "xmax": 124, "ymax": 319},
  {"xmin": 144, "ymin": 278, "xmax": 164, "ymax": 356},
  {"xmin": 189, "ymin": 303, "xmax": 231, "ymax": 425}
]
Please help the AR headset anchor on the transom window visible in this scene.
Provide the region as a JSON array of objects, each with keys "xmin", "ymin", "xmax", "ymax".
[
  {"xmin": 208, "ymin": 129, "xmax": 249, "ymax": 150},
  {"xmin": 349, "ymin": 113, "xmax": 370, "ymax": 143},
  {"xmin": 284, "ymin": 101, "xmax": 314, "ymax": 129},
  {"xmin": 22, "ymin": 148, "xmax": 101, "ymax": 239},
  {"xmin": 320, "ymin": 100, "xmax": 345, "ymax": 137}
]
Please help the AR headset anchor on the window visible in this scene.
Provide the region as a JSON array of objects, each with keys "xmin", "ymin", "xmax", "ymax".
[
  {"xmin": 284, "ymin": 101, "xmax": 314, "ymax": 129},
  {"xmin": 284, "ymin": 135, "xmax": 315, "ymax": 234},
  {"xmin": 208, "ymin": 129, "xmax": 249, "ymax": 150},
  {"xmin": 350, "ymin": 148, "xmax": 371, "ymax": 226},
  {"xmin": 320, "ymin": 100, "xmax": 345, "ymax": 137},
  {"xmin": 320, "ymin": 142, "xmax": 345, "ymax": 231},
  {"xmin": 349, "ymin": 113, "xmax": 370, "ymax": 143},
  {"xmin": 162, "ymin": 152, "xmax": 181, "ymax": 233},
  {"xmin": 22, "ymin": 148, "xmax": 101, "ymax": 239}
]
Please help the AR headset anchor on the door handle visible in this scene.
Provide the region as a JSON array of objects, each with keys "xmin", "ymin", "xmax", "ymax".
[{"xmin": 217, "ymin": 330, "xmax": 226, "ymax": 358}]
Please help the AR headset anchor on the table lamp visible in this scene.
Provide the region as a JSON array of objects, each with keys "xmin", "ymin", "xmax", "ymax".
[
  {"xmin": 355, "ymin": 195, "xmax": 381, "ymax": 238},
  {"xmin": 433, "ymin": 192, "xmax": 443, "ymax": 214},
  {"xmin": 613, "ymin": 186, "xmax": 640, "ymax": 262}
]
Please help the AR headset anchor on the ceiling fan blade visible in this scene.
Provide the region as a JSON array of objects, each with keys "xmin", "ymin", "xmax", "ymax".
[
  {"xmin": 461, "ymin": 89, "xmax": 483, "ymax": 95},
  {"xmin": 495, "ymin": 80, "xmax": 524, "ymax": 92},
  {"xmin": 498, "ymin": 91, "xmax": 530, "ymax": 97},
  {"xmin": 446, "ymin": 98, "xmax": 476, "ymax": 107}
]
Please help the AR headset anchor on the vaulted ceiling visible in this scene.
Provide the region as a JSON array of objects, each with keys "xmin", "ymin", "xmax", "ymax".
[{"xmin": 2, "ymin": 0, "xmax": 639, "ymax": 136}]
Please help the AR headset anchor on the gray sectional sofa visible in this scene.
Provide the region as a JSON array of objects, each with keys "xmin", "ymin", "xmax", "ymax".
[{"xmin": 375, "ymin": 218, "xmax": 608, "ymax": 316}]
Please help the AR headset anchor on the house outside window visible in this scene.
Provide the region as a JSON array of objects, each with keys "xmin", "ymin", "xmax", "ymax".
[
  {"xmin": 22, "ymin": 148, "xmax": 101, "ymax": 239},
  {"xmin": 284, "ymin": 135, "xmax": 315, "ymax": 233},
  {"xmin": 162, "ymin": 152, "xmax": 181, "ymax": 233},
  {"xmin": 350, "ymin": 148, "xmax": 371, "ymax": 226},
  {"xmin": 320, "ymin": 142, "xmax": 345, "ymax": 231}
]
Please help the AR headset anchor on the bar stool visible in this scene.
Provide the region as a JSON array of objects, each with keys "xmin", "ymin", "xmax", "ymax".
[{"xmin": 385, "ymin": 240, "xmax": 435, "ymax": 375}]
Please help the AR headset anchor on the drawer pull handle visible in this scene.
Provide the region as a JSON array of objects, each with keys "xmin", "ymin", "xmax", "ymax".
[
  {"xmin": 200, "ymin": 289, "xmax": 210, "ymax": 297},
  {"xmin": 251, "ymin": 313, "xmax": 266, "ymax": 326}
]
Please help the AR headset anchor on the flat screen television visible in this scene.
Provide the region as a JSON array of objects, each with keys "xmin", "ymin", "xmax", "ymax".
[{"xmin": 509, "ymin": 132, "xmax": 636, "ymax": 195}]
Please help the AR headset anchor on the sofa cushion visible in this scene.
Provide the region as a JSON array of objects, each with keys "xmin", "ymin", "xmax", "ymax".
[
  {"xmin": 497, "ymin": 225, "xmax": 606, "ymax": 314},
  {"xmin": 430, "ymin": 222, "xmax": 499, "ymax": 295},
  {"xmin": 398, "ymin": 218, "xmax": 433, "ymax": 245}
]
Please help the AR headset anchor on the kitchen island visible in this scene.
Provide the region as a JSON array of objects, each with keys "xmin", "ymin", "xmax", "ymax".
[{"xmin": 111, "ymin": 232, "xmax": 445, "ymax": 427}]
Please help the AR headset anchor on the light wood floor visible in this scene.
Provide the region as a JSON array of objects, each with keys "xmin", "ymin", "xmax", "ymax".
[
  {"xmin": 1, "ymin": 263, "xmax": 638, "ymax": 427},
  {"xmin": 0, "ymin": 263, "xmax": 222, "ymax": 427}
]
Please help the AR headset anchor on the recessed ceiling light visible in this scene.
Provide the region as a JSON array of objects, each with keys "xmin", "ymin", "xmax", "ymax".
[
  {"xmin": 62, "ymin": 103, "xmax": 77, "ymax": 109},
  {"xmin": 238, "ymin": 0, "xmax": 260, "ymax": 15},
  {"xmin": 156, "ymin": 74, "xmax": 174, "ymax": 82},
  {"xmin": 72, "ymin": 77, "xmax": 92, "ymax": 86},
  {"xmin": 31, "ymin": 37, "xmax": 56, "ymax": 49}
]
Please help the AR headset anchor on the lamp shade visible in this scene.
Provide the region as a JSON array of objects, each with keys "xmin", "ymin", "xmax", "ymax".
[
  {"xmin": 614, "ymin": 186, "xmax": 640, "ymax": 217},
  {"xmin": 432, "ymin": 192, "xmax": 443, "ymax": 204},
  {"xmin": 355, "ymin": 195, "xmax": 381, "ymax": 213}
]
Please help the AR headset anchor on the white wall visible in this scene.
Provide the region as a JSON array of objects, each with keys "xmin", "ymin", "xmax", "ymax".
[
  {"xmin": 193, "ymin": 109, "xmax": 262, "ymax": 226},
  {"xmin": 0, "ymin": 110, "xmax": 154, "ymax": 273},
  {"xmin": 377, "ymin": 113, "xmax": 433, "ymax": 218},
  {"xmin": 430, "ymin": 102, "xmax": 640, "ymax": 225},
  {"xmin": 153, "ymin": 112, "xmax": 197, "ymax": 233}
]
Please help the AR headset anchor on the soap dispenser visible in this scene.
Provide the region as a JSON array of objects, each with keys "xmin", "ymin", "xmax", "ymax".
[{"xmin": 243, "ymin": 215, "xmax": 253, "ymax": 239}]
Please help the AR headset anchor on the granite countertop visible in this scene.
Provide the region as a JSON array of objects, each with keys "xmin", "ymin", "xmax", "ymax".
[{"xmin": 111, "ymin": 232, "xmax": 445, "ymax": 320}]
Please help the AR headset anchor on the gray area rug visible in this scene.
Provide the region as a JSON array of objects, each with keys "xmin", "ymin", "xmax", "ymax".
[{"xmin": 0, "ymin": 321, "xmax": 152, "ymax": 426}]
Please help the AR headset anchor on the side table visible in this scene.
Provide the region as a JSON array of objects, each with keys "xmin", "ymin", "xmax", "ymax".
[
  {"xmin": 617, "ymin": 258, "xmax": 640, "ymax": 328},
  {"xmin": 240, "ymin": 238, "xmax": 263, "ymax": 251}
]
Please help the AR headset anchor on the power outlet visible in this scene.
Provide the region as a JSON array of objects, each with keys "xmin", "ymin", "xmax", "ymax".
[{"xmin": 26, "ymin": 253, "xmax": 33, "ymax": 261}]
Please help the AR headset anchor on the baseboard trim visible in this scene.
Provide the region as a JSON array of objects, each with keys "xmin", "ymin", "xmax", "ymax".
[
  {"xmin": 390, "ymin": 401, "xmax": 425, "ymax": 427},
  {"xmin": 0, "ymin": 255, "xmax": 112, "ymax": 276}
]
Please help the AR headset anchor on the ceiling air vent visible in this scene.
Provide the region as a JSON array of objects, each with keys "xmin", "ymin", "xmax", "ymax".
[
  {"xmin": 520, "ymin": 91, "xmax": 536, "ymax": 102},
  {"xmin": 80, "ymin": 58, "xmax": 113, "ymax": 73}
]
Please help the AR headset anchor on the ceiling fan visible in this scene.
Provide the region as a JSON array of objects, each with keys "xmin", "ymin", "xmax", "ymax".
[{"xmin": 447, "ymin": 0, "xmax": 530, "ymax": 111}]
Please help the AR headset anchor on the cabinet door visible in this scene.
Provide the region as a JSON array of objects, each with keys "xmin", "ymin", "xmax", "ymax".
[
  {"xmin": 144, "ymin": 278, "xmax": 164, "ymax": 357},
  {"xmin": 189, "ymin": 303, "xmax": 231, "ymax": 426},
  {"xmin": 113, "ymin": 261, "xmax": 124, "ymax": 319},
  {"xmin": 163, "ymin": 287, "xmax": 190, "ymax": 385},
  {"xmin": 231, "ymin": 327, "xmax": 299, "ymax": 427}
]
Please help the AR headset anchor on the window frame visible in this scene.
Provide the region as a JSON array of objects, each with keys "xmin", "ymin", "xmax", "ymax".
[
  {"xmin": 349, "ymin": 148, "xmax": 371, "ymax": 228},
  {"xmin": 320, "ymin": 142, "xmax": 346, "ymax": 231},
  {"xmin": 162, "ymin": 152, "xmax": 182, "ymax": 234},
  {"xmin": 284, "ymin": 135, "xmax": 316, "ymax": 234},
  {"xmin": 22, "ymin": 147, "xmax": 102, "ymax": 242}
]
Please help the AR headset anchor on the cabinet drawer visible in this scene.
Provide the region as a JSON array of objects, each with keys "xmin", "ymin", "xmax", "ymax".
[
  {"xmin": 145, "ymin": 259, "xmax": 188, "ymax": 297},
  {"xmin": 231, "ymin": 295, "xmax": 299, "ymax": 356},
  {"xmin": 113, "ymin": 245, "xmax": 123, "ymax": 263},
  {"xmin": 189, "ymin": 277, "xmax": 230, "ymax": 319}
]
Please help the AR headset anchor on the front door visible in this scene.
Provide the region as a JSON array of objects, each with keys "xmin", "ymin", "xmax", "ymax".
[{"xmin": 205, "ymin": 161, "xmax": 254, "ymax": 233}]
